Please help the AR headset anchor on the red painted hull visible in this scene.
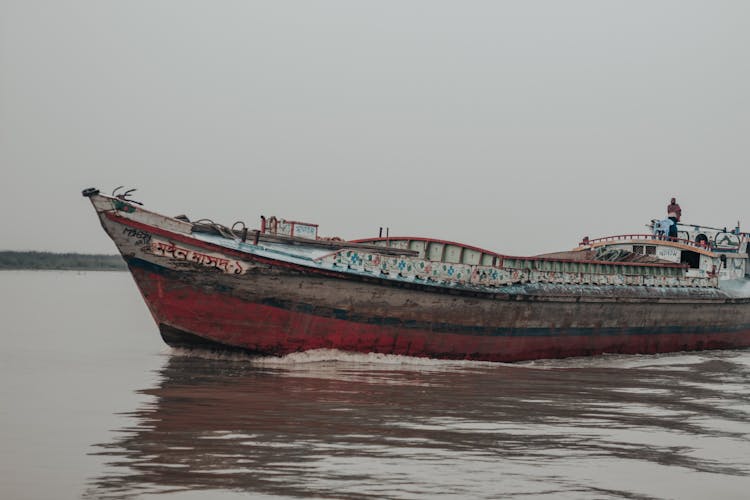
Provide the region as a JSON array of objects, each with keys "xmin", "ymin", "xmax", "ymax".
[{"xmin": 129, "ymin": 263, "xmax": 750, "ymax": 362}]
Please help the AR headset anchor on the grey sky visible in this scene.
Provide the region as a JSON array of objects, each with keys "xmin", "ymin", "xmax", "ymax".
[{"xmin": 1, "ymin": 1, "xmax": 748, "ymax": 256}]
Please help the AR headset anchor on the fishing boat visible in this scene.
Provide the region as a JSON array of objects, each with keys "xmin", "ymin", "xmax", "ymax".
[{"xmin": 83, "ymin": 187, "xmax": 750, "ymax": 362}]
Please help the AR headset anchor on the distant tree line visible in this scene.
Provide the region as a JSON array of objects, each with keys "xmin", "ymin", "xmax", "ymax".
[{"xmin": 0, "ymin": 251, "xmax": 127, "ymax": 270}]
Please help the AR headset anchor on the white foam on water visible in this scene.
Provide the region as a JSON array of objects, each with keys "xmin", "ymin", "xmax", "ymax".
[
  {"xmin": 167, "ymin": 347, "xmax": 501, "ymax": 370},
  {"xmin": 516, "ymin": 351, "xmax": 714, "ymax": 370},
  {"xmin": 167, "ymin": 346, "xmax": 749, "ymax": 372},
  {"xmin": 166, "ymin": 347, "xmax": 262, "ymax": 363},
  {"xmin": 252, "ymin": 349, "xmax": 500, "ymax": 368}
]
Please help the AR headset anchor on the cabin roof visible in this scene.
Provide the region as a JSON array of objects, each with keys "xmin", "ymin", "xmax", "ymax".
[
  {"xmin": 536, "ymin": 249, "xmax": 671, "ymax": 264},
  {"xmin": 579, "ymin": 234, "xmax": 716, "ymax": 257}
]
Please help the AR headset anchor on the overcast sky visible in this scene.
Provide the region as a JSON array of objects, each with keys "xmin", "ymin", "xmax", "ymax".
[{"xmin": 1, "ymin": 1, "xmax": 748, "ymax": 256}]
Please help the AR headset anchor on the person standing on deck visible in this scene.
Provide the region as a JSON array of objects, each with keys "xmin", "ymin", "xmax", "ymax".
[{"xmin": 667, "ymin": 197, "xmax": 682, "ymax": 239}]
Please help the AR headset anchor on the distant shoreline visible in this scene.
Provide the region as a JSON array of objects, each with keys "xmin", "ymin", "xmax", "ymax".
[{"xmin": 0, "ymin": 251, "xmax": 127, "ymax": 271}]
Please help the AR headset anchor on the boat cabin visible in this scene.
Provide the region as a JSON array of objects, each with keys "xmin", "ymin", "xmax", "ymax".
[{"xmin": 577, "ymin": 221, "xmax": 750, "ymax": 282}]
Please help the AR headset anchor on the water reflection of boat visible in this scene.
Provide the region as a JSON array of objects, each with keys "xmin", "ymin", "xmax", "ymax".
[
  {"xmin": 85, "ymin": 353, "xmax": 750, "ymax": 499},
  {"xmin": 87, "ymin": 355, "xmax": 461, "ymax": 498},
  {"xmin": 83, "ymin": 187, "xmax": 750, "ymax": 362}
]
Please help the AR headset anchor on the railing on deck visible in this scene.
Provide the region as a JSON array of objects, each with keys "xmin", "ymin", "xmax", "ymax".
[{"xmin": 586, "ymin": 234, "xmax": 707, "ymax": 250}]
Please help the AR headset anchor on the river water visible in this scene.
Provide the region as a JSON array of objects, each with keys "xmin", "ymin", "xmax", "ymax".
[{"xmin": 1, "ymin": 271, "xmax": 750, "ymax": 499}]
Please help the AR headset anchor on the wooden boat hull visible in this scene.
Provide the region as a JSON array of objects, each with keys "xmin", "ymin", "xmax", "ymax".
[
  {"xmin": 88, "ymin": 191, "xmax": 750, "ymax": 362},
  {"xmin": 124, "ymin": 256, "xmax": 750, "ymax": 362}
]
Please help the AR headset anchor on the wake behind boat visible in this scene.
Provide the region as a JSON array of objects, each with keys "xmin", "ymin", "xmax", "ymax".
[{"xmin": 83, "ymin": 187, "xmax": 750, "ymax": 362}]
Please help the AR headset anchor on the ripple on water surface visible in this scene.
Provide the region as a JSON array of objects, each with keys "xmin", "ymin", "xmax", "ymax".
[{"xmin": 85, "ymin": 348, "xmax": 750, "ymax": 499}]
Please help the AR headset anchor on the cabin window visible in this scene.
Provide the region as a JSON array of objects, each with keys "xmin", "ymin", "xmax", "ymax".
[
  {"xmin": 633, "ymin": 245, "xmax": 644, "ymax": 254},
  {"xmin": 680, "ymin": 250, "xmax": 700, "ymax": 269},
  {"xmin": 645, "ymin": 245, "xmax": 656, "ymax": 255}
]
